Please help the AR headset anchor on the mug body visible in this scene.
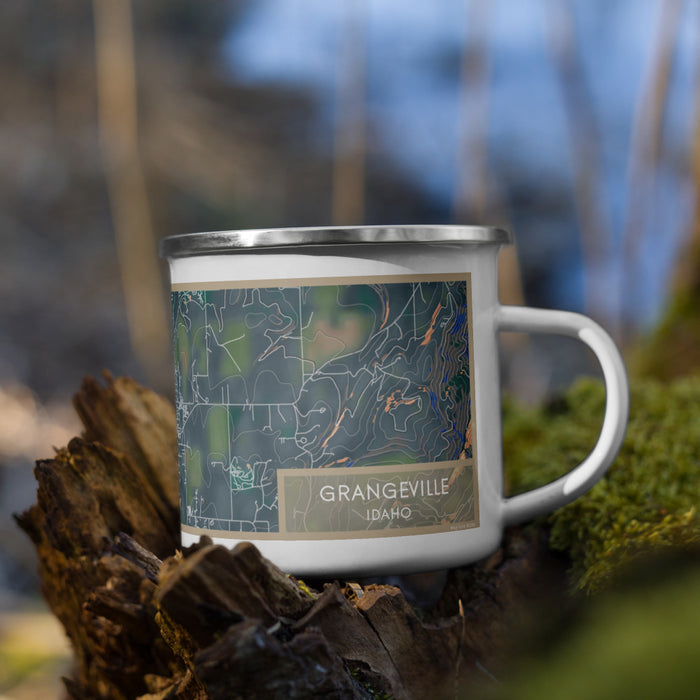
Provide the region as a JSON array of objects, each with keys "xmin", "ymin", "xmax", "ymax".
[{"xmin": 162, "ymin": 226, "xmax": 510, "ymax": 576}]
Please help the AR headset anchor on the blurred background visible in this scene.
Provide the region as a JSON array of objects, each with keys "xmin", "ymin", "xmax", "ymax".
[{"xmin": 0, "ymin": 0, "xmax": 698, "ymax": 695}]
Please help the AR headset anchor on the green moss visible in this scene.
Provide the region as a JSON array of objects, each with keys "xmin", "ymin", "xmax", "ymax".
[
  {"xmin": 481, "ymin": 562, "xmax": 700, "ymax": 700},
  {"xmin": 503, "ymin": 376, "xmax": 700, "ymax": 593}
]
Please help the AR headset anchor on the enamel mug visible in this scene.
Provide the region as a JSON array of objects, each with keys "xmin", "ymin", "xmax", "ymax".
[{"xmin": 160, "ymin": 226, "xmax": 629, "ymax": 576}]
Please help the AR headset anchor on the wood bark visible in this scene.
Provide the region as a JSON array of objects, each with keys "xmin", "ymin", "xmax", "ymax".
[{"xmin": 16, "ymin": 373, "xmax": 566, "ymax": 700}]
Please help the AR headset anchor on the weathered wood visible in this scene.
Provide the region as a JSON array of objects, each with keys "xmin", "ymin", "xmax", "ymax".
[
  {"xmin": 294, "ymin": 582, "xmax": 405, "ymax": 696},
  {"xmin": 16, "ymin": 374, "xmax": 567, "ymax": 699},
  {"xmin": 195, "ymin": 620, "xmax": 361, "ymax": 700},
  {"xmin": 15, "ymin": 373, "xmax": 183, "ymax": 699},
  {"xmin": 155, "ymin": 541, "xmax": 316, "ymax": 647},
  {"xmin": 73, "ymin": 371, "xmax": 180, "ymax": 531}
]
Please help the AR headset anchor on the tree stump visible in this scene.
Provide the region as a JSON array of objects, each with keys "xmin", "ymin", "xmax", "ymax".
[{"xmin": 16, "ymin": 373, "xmax": 566, "ymax": 699}]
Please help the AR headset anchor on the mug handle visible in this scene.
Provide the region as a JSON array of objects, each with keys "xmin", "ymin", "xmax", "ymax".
[{"xmin": 497, "ymin": 305, "xmax": 629, "ymax": 525}]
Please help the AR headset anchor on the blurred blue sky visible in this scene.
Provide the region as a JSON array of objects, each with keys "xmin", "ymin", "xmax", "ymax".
[{"xmin": 224, "ymin": 0, "xmax": 700, "ymax": 327}]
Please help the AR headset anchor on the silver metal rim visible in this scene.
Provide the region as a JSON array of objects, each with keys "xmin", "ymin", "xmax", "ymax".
[{"xmin": 159, "ymin": 225, "xmax": 512, "ymax": 258}]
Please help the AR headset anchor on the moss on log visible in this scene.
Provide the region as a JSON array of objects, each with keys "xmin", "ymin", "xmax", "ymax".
[{"xmin": 503, "ymin": 376, "xmax": 700, "ymax": 593}]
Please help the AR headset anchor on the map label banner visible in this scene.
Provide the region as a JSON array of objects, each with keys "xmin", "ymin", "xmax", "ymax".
[{"xmin": 278, "ymin": 460, "xmax": 478, "ymax": 538}]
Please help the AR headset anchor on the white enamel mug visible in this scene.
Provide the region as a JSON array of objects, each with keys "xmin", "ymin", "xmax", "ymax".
[{"xmin": 160, "ymin": 226, "xmax": 629, "ymax": 576}]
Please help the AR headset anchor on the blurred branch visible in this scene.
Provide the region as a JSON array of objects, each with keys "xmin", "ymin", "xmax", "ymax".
[
  {"xmin": 630, "ymin": 19, "xmax": 700, "ymax": 381},
  {"xmin": 453, "ymin": 0, "xmax": 523, "ymax": 308},
  {"xmin": 547, "ymin": 0, "xmax": 613, "ymax": 327},
  {"xmin": 453, "ymin": 0, "xmax": 491, "ymax": 223},
  {"xmin": 620, "ymin": 0, "xmax": 684, "ymax": 338},
  {"xmin": 664, "ymin": 0, "xmax": 700, "ymax": 299},
  {"xmin": 332, "ymin": 0, "xmax": 367, "ymax": 225},
  {"xmin": 674, "ymin": 26, "xmax": 700, "ymax": 295},
  {"xmin": 92, "ymin": 0, "xmax": 169, "ymax": 386}
]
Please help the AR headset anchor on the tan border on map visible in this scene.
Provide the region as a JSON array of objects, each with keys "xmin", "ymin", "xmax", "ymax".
[{"xmin": 176, "ymin": 272, "xmax": 481, "ymax": 540}]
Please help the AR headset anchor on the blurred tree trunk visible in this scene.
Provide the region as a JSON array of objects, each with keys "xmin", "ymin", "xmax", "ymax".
[
  {"xmin": 332, "ymin": 0, "xmax": 367, "ymax": 225},
  {"xmin": 620, "ymin": 0, "xmax": 684, "ymax": 343},
  {"xmin": 547, "ymin": 0, "xmax": 613, "ymax": 330},
  {"xmin": 633, "ymin": 47, "xmax": 700, "ymax": 380},
  {"xmin": 453, "ymin": 0, "xmax": 491, "ymax": 225},
  {"xmin": 93, "ymin": 0, "xmax": 170, "ymax": 389},
  {"xmin": 453, "ymin": 0, "xmax": 524, "ymax": 309}
]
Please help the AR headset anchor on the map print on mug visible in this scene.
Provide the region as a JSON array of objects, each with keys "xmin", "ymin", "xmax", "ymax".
[{"xmin": 172, "ymin": 274, "xmax": 478, "ymax": 540}]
